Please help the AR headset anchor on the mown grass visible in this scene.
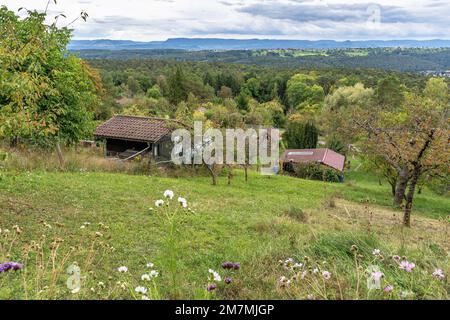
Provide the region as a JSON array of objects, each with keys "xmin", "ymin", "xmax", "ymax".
[{"xmin": 1, "ymin": 164, "xmax": 448, "ymax": 300}]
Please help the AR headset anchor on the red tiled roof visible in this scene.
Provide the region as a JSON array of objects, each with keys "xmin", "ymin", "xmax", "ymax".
[
  {"xmin": 281, "ymin": 148, "xmax": 346, "ymax": 171},
  {"xmin": 94, "ymin": 115, "xmax": 176, "ymax": 143}
]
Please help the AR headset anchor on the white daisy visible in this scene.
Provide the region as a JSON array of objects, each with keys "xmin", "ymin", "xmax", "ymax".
[
  {"xmin": 163, "ymin": 190, "xmax": 174, "ymax": 199},
  {"xmin": 141, "ymin": 274, "xmax": 151, "ymax": 281},
  {"xmin": 149, "ymin": 270, "xmax": 159, "ymax": 278},
  {"xmin": 178, "ymin": 197, "xmax": 188, "ymax": 208},
  {"xmin": 155, "ymin": 200, "xmax": 164, "ymax": 207},
  {"xmin": 117, "ymin": 266, "xmax": 128, "ymax": 273},
  {"xmin": 135, "ymin": 286, "xmax": 148, "ymax": 294}
]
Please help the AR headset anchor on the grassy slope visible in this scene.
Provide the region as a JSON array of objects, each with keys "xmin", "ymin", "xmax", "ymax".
[{"xmin": 0, "ymin": 169, "xmax": 448, "ymax": 299}]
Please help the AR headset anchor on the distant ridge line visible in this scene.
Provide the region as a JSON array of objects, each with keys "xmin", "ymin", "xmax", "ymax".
[{"xmin": 69, "ymin": 38, "xmax": 450, "ymax": 51}]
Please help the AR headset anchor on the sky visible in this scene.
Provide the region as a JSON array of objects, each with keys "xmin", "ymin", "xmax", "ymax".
[{"xmin": 2, "ymin": 0, "xmax": 450, "ymax": 41}]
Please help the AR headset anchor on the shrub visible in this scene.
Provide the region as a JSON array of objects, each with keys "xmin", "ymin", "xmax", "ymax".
[{"xmin": 292, "ymin": 163, "xmax": 342, "ymax": 183}]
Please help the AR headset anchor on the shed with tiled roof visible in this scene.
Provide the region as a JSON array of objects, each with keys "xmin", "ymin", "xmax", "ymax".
[
  {"xmin": 94, "ymin": 115, "xmax": 177, "ymax": 160},
  {"xmin": 281, "ymin": 149, "xmax": 346, "ymax": 172}
]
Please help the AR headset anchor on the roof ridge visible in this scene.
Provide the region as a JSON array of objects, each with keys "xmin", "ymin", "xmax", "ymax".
[{"xmin": 113, "ymin": 114, "xmax": 186, "ymax": 125}]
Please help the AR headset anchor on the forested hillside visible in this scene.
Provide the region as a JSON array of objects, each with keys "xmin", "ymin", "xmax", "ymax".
[{"xmin": 75, "ymin": 48, "xmax": 450, "ymax": 72}]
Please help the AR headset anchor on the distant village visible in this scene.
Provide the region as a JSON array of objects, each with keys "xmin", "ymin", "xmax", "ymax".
[{"xmin": 421, "ymin": 70, "xmax": 450, "ymax": 78}]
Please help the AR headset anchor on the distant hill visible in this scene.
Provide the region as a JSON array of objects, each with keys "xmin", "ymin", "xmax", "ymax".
[{"xmin": 68, "ymin": 38, "xmax": 450, "ymax": 51}]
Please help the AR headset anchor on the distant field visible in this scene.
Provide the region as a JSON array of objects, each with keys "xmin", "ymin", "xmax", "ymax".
[{"xmin": 1, "ymin": 167, "xmax": 448, "ymax": 300}]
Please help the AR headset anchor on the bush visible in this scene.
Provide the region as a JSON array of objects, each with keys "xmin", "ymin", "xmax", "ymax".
[{"xmin": 292, "ymin": 163, "xmax": 342, "ymax": 183}]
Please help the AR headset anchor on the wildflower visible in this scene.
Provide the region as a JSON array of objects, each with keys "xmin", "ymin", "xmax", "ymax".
[
  {"xmin": 209, "ymin": 269, "xmax": 222, "ymax": 282},
  {"xmin": 301, "ymin": 271, "xmax": 308, "ymax": 280},
  {"xmin": 313, "ymin": 268, "xmax": 319, "ymax": 274},
  {"xmin": 384, "ymin": 285, "xmax": 394, "ymax": 293},
  {"xmin": 372, "ymin": 249, "xmax": 381, "ymax": 257},
  {"xmin": 142, "ymin": 295, "xmax": 150, "ymax": 301},
  {"xmin": 117, "ymin": 266, "xmax": 128, "ymax": 273},
  {"xmin": 307, "ymin": 294, "xmax": 315, "ymax": 300},
  {"xmin": 371, "ymin": 271, "xmax": 384, "ymax": 282},
  {"xmin": 222, "ymin": 262, "xmax": 234, "ymax": 269},
  {"xmin": 155, "ymin": 200, "xmax": 164, "ymax": 207},
  {"xmin": 141, "ymin": 274, "xmax": 151, "ymax": 281},
  {"xmin": 350, "ymin": 245, "xmax": 358, "ymax": 253},
  {"xmin": 178, "ymin": 197, "xmax": 188, "ymax": 208},
  {"xmin": 293, "ymin": 263, "xmax": 304, "ymax": 269},
  {"xmin": 135, "ymin": 286, "xmax": 148, "ymax": 294},
  {"xmin": 432, "ymin": 269, "xmax": 445, "ymax": 280},
  {"xmin": 278, "ymin": 276, "xmax": 291, "ymax": 287},
  {"xmin": 225, "ymin": 277, "xmax": 232, "ymax": 285},
  {"xmin": 207, "ymin": 284, "xmax": 217, "ymax": 292},
  {"xmin": 392, "ymin": 255, "xmax": 401, "ymax": 262},
  {"xmin": 164, "ymin": 190, "xmax": 174, "ymax": 199},
  {"xmin": 146, "ymin": 262, "xmax": 154, "ymax": 268},
  {"xmin": 149, "ymin": 270, "xmax": 159, "ymax": 278},
  {"xmin": 0, "ymin": 262, "xmax": 24, "ymax": 273},
  {"xmin": 399, "ymin": 261, "xmax": 416, "ymax": 273},
  {"xmin": 322, "ymin": 271, "xmax": 332, "ymax": 280}
]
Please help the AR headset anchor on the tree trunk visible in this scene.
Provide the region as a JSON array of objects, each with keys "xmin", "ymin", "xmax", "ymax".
[
  {"xmin": 394, "ymin": 168, "xmax": 409, "ymax": 207},
  {"xmin": 205, "ymin": 164, "xmax": 217, "ymax": 186},
  {"xmin": 10, "ymin": 136, "xmax": 18, "ymax": 148},
  {"xmin": 227, "ymin": 166, "xmax": 233, "ymax": 185},
  {"xmin": 403, "ymin": 167, "xmax": 421, "ymax": 228},
  {"xmin": 56, "ymin": 142, "xmax": 65, "ymax": 168}
]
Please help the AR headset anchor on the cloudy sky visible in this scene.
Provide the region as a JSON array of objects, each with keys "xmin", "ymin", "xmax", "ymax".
[{"xmin": 3, "ymin": 0, "xmax": 450, "ymax": 41}]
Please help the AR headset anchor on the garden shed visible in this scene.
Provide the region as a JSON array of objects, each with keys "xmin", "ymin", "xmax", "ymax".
[
  {"xmin": 94, "ymin": 115, "xmax": 177, "ymax": 161},
  {"xmin": 281, "ymin": 149, "xmax": 346, "ymax": 172}
]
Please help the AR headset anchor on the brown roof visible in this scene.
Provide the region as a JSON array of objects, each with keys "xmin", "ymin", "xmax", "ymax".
[
  {"xmin": 281, "ymin": 148, "xmax": 346, "ymax": 172},
  {"xmin": 94, "ymin": 115, "xmax": 176, "ymax": 143}
]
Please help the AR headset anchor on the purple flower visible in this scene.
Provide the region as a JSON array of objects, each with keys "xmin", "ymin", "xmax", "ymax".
[
  {"xmin": 0, "ymin": 262, "xmax": 24, "ymax": 273},
  {"xmin": 384, "ymin": 285, "xmax": 394, "ymax": 293},
  {"xmin": 222, "ymin": 262, "xmax": 240, "ymax": 270},
  {"xmin": 225, "ymin": 277, "xmax": 232, "ymax": 285},
  {"xmin": 432, "ymin": 269, "xmax": 445, "ymax": 280},
  {"xmin": 207, "ymin": 284, "xmax": 217, "ymax": 292},
  {"xmin": 399, "ymin": 261, "xmax": 416, "ymax": 273},
  {"xmin": 322, "ymin": 271, "xmax": 332, "ymax": 280}
]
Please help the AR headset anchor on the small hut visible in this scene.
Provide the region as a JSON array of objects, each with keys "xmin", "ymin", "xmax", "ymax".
[
  {"xmin": 281, "ymin": 149, "xmax": 346, "ymax": 172},
  {"xmin": 94, "ymin": 115, "xmax": 176, "ymax": 160}
]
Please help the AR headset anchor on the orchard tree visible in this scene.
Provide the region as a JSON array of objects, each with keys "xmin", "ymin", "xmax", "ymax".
[
  {"xmin": 347, "ymin": 79, "xmax": 448, "ymax": 227},
  {"xmin": 0, "ymin": 5, "xmax": 100, "ymax": 161}
]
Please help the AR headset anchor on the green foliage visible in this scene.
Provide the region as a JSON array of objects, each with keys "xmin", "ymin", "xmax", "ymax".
[
  {"xmin": 286, "ymin": 74, "xmax": 325, "ymax": 110},
  {"xmin": 284, "ymin": 118, "xmax": 319, "ymax": 149},
  {"xmin": 0, "ymin": 6, "xmax": 100, "ymax": 146},
  {"xmin": 376, "ymin": 75, "xmax": 405, "ymax": 109},
  {"xmin": 327, "ymin": 135, "xmax": 346, "ymax": 155},
  {"xmin": 292, "ymin": 162, "xmax": 341, "ymax": 183}
]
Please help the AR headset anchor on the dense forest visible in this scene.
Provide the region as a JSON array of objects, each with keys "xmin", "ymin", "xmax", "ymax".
[
  {"xmin": 75, "ymin": 48, "xmax": 450, "ymax": 72},
  {"xmin": 89, "ymin": 57, "xmax": 431, "ymax": 124}
]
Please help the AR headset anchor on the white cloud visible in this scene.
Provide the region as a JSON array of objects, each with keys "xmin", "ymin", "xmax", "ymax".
[{"xmin": 2, "ymin": 0, "xmax": 449, "ymax": 40}]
